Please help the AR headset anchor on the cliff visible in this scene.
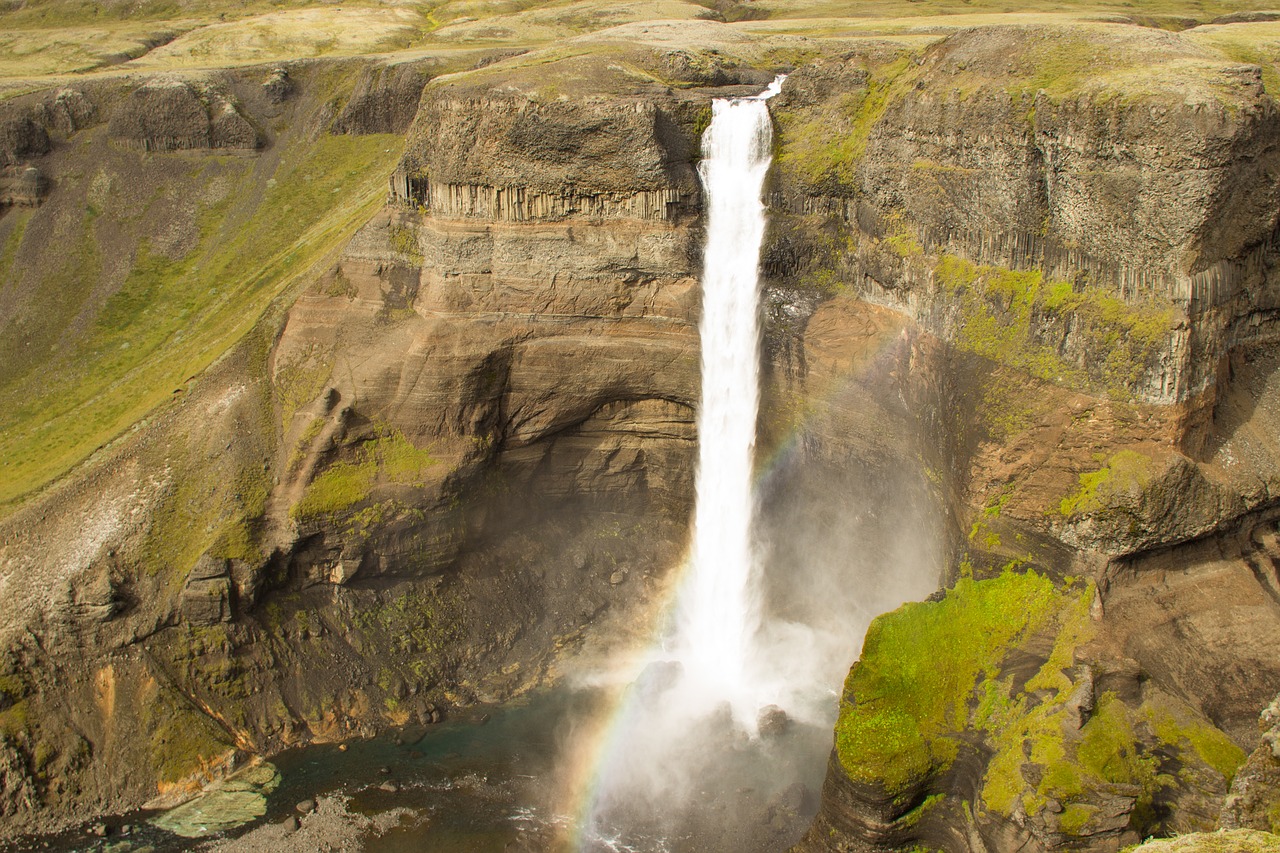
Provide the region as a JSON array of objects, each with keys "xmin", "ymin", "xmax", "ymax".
[
  {"xmin": 0, "ymin": 5, "xmax": 1278, "ymax": 849},
  {"xmin": 770, "ymin": 21, "xmax": 1280, "ymax": 853},
  {"xmin": 0, "ymin": 32, "xmax": 761, "ymax": 837}
]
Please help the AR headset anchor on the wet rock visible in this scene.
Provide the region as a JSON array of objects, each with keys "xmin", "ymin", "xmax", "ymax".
[
  {"xmin": 280, "ymin": 815, "xmax": 299, "ymax": 834},
  {"xmin": 295, "ymin": 798, "xmax": 316, "ymax": 815},
  {"xmin": 634, "ymin": 660, "xmax": 683, "ymax": 703},
  {"xmin": 377, "ymin": 781, "xmax": 399, "ymax": 793},
  {"xmin": 757, "ymin": 705, "xmax": 790, "ymax": 738},
  {"xmin": 89, "ymin": 822, "xmax": 108, "ymax": 836},
  {"xmin": 608, "ymin": 570, "xmax": 625, "ymax": 585},
  {"xmin": 151, "ymin": 763, "xmax": 281, "ymax": 838}
]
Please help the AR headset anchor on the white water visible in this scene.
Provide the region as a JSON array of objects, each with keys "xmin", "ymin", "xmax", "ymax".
[
  {"xmin": 571, "ymin": 74, "xmax": 941, "ymax": 850},
  {"xmin": 672, "ymin": 76, "xmax": 783, "ymax": 725}
]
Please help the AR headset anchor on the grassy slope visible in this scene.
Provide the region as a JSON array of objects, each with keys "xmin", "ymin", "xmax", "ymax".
[{"xmin": 0, "ymin": 128, "xmax": 403, "ymax": 508}]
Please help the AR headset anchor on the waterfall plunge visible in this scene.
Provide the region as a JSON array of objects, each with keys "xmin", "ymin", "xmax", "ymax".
[{"xmin": 673, "ymin": 77, "xmax": 783, "ymax": 726}]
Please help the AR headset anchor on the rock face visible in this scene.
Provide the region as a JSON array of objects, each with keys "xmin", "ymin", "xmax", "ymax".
[
  {"xmin": 180, "ymin": 555, "xmax": 233, "ymax": 626},
  {"xmin": 107, "ymin": 79, "xmax": 260, "ymax": 152},
  {"xmin": 1222, "ymin": 695, "xmax": 1280, "ymax": 833},
  {"xmin": 330, "ymin": 61, "xmax": 435, "ymax": 135},
  {"xmin": 775, "ymin": 22, "xmax": 1280, "ymax": 853},
  {"xmin": 0, "ymin": 47, "xmax": 717, "ymax": 839},
  {"xmin": 770, "ymin": 24, "xmax": 1280, "ymax": 405}
]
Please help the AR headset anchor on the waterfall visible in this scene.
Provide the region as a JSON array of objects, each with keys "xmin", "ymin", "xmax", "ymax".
[
  {"xmin": 673, "ymin": 76, "xmax": 783, "ymax": 725},
  {"xmin": 570, "ymin": 79, "xmax": 789, "ymax": 852}
]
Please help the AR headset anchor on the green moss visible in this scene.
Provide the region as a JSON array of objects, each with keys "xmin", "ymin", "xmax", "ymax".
[
  {"xmin": 775, "ymin": 54, "xmax": 915, "ymax": 191},
  {"xmin": 1059, "ymin": 802, "xmax": 1098, "ymax": 835},
  {"xmin": 350, "ymin": 584, "xmax": 464, "ymax": 688},
  {"xmin": 901, "ymin": 793, "xmax": 946, "ymax": 828},
  {"xmin": 292, "ymin": 425, "xmax": 436, "ymax": 520},
  {"xmin": 836, "ymin": 569, "xmax": 1062, "ymax": 795},
  {"xmin": 389, "ymin": 225, "xmax": 424, "ymax": 265},
  {"xmin": 1147, "ymin": 704, "xmax": 1247, "ymax": 783},
  {"xmin": 934, "ymin": 255, "xmax": 1176, "ymax": 399},
  {"xmin": 1079, "ymin": 693, "xmax": 1155, "ymax": 784},
  {"xmin": 978, "ymin": 583, "xmax": 1096, "ymax": 817},
  {"xmin": 145, "ymin": 688, "xmax": 233, "ymax": 784},
  {"xmin": 0, "ymin": 700, "xmax": 31, "ymax": 738},
  {"xmin": 295, "ymin": 458, "xmax": 376, "ymax": 519},
  {"xmin": 1058, "ymin": 449, "xmax": 1154, "ymax": 517}
]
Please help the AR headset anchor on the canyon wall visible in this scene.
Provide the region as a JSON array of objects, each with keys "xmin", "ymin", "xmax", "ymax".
[
  {"xmin": 769, "ymin": 23, "xmax": 1280, "ymax": 853},
  {"xmin": 0, "ymin": 16, "xmax": 1277, "ymax": 850}
]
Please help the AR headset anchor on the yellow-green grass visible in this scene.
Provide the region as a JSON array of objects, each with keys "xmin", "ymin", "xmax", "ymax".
[
  {"xmin": 420, "ymin": 0, "xmax": 708, "ymax": 46},
  {"xmin": 0, "ymin": 133, "xmax": 405, "ymax": 510},
  {"xmin": 1126, "ymin": 829, "xmax": 1280, "ymax": 852},
  {"xmin": 126, "ymin": 6, "xmax": 432, "ymax": 70},
  {"xmin": 1058, "ymin": 449, "xmax": 1156, "ymax": 517},
  {"xmin": 935, "ymin": 256, "xmax": 1177, "ymax": 399},
  {"xmin": 292, "ymin": 426, "xmax": 437, "ymax": 520},
  {"xmin": 1188, "ymin": 21, "xmax": 1280, "ymax": 95},
  {"xmin": 0, "ymin": 22, "xmax": 201, "ymax": 77},
  {"xmin": 835, "ymin": 569, "xmax": 1064, "ymax": 796},
  {"xmin": 751, "ymin": 0, "xmax": 1275, "ymax": 22}
]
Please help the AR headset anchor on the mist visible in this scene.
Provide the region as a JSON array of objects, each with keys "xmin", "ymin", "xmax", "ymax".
[{"xmin": 555, "ymin": 79, "xmax": 943, "ymax": 853}]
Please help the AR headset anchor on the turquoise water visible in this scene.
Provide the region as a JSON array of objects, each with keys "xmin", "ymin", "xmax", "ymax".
[{"xmin": 3, "ymin": 687, "xmax": 825, "ymax": 853}]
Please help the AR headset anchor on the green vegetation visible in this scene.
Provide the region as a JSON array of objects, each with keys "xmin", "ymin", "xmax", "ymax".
[
  {"xmin": 293, "ymin": 426, "xmax": 437, "ymax": 520},
  {"xmin": 0, "ymin": 132, "xmax": 403, "ymax": 510},
  {"xmin": 774, "ymin": 54, "xmax": 915, "ymax": 192},
  {"xmin": 0, "ymin": 208, "xmax": 31, "ymax": 286},
  {"xmin": 935, "ymin": 255, "xmax": 1176, "ymax": 399},
  {"xmin": 979, "ymin": 583, "xmax": 1095, "ymax": 816},
  {"xmin": 1059, "ymin": 802, "xmax": 1097, "ymax": 834},
  {"xmin": 144, "ymin": 686, "xmax": 234, "ymax": 784},
  {"xmin": 350, "ymin": 584, "xmax": 464, "ymax": 689},
  {"xmin": 1058, "ymin": 449, "xmax": 1155, "ymax": 517},
  {"xmin": 1147, "ymin": 704, "xmax": 1247, "ymax": 782},
  {"xmin": 1126, "ymin": 829, "xmax": 1280, "ymax": 853},
  {"xmin": 835, "ymin": 569, "xmax": 1062, "ymax": 795}
]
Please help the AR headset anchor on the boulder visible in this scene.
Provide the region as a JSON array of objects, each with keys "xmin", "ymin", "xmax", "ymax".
[
  {"xmin": 108, "ymin": 80, "xmax": 260, "ymax": 152},
  {"xmin": 179, "ymin": 555, "xmax": 232, "ymax": 626},
  {"xmin": 1221, "ymin": 694, "xmax": 1280, "ymax": 832},
  {"xmin": 0, "ymin": 117, "xmax": 50, "ymax": 167}
]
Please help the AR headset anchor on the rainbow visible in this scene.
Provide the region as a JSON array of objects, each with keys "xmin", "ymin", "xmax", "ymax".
[{"xmin": 554, "ymin": 323, "xmax": 910, "ymax": 851}]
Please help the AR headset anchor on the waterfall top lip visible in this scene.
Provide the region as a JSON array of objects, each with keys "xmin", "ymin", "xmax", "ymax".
[{"xmin": 726, "ymin": 74, "xmax": 787, "ymax": 103}]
